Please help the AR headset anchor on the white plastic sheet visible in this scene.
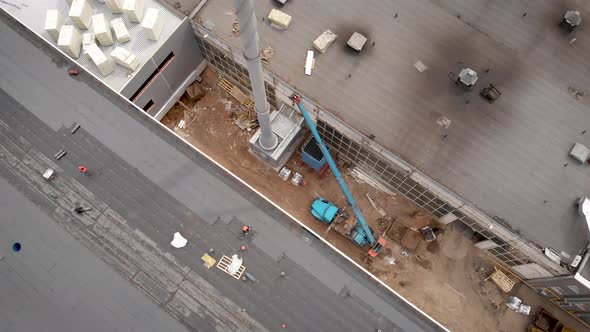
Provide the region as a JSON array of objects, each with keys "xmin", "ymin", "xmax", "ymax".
[
  {"xmin": 227, "ymin": 254, "xmax": 242, "ymax": 274},
  {"xmin": 171, "ymin": 232, "xmax": 187, "ymax": 248}
]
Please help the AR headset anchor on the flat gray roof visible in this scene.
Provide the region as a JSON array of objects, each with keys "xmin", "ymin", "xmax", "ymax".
[
  {"xmin": 0, "ymin": 11, "xmax": 444, "ymax": 331},
  {"xmin": 197, "ymin": 0, "xmax": 590, "ymax": 257},
  {"xmin": 0, "ymin": 177, "xmax": 191, "ymax": 332},
  {"xmin": 1, "ymin": 0, "xmax": 182, "ymax": 92}
]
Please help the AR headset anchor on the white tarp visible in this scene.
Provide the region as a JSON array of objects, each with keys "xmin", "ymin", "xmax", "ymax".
[
  {"xmin": 171, "ymin": 232, "xmax": 188, "ymax": 248},
  {"xmin": 227, "ymin": 254, "xmax": 243, "ymax": 274}
]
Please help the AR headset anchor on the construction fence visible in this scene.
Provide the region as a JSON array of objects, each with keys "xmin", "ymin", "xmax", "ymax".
[{"xmin": 189, "ymin": 20, "xmax": 567, "ymax": 280}]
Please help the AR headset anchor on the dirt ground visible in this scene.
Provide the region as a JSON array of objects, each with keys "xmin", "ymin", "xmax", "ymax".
[{"xmin": 161, "ymin": 68, "xmax": 587, "ymax": 332}]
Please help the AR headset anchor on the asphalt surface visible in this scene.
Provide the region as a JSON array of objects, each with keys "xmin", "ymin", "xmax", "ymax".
[
  {"xmin": 0, "ymin": 10, "xmax": 445, "ymax": 332},
  {"xmin": 196, "ymin": 0, "xmax": 590, "ymax": 257}
]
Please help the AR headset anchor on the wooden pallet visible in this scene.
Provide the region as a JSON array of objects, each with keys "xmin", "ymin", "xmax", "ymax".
[
  {"xmin": 486, "ymin": 266, "xmax": 515, "ymax": 293},
  {"xmin": 243, "ymin": 98, "xmax": 255, "ymax": 110},
  {"xmin": 218, "ymin": 77, "xmax": 233, "ymax": 93},
  {"xmin": 218, "ymin": 78, "xmax": 255, "ymax": 110},
  {"xmin": 216, "ymin": 255, "xmax": 245, "ymax": 280}
]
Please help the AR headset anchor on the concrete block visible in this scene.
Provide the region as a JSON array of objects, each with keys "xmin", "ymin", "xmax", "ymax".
[
  {"xmin": 92, "ymin": 13, "xmax": 114, "ymax": 46},
  {"xmin": 347, "ymin": 32, "xmax": 367, "ymax": 51},
  {"xmin": 81, "ymin": 32, "xmax": 96, "ymax": 57},
  {"xmin": 68, "ymin": 0, "xmax": 93, "ymax": 30},
  {"xmin": 110, "ymin": 47, "xmax": 140, "ymax": 71},
  {"xmin": 267, "ymin": 9, "xmax": 291, "ymax": 29},
  {"xmin": 45, "ymin": 10, "xmax": 65, "ymax": 42},
  {"xmin": 313, "ymin": 30, "xmax": 337, "ymax": 53},
  {"xmin": 104, "ymin": 0, "xmax": 123, "ymax": 14},
  {"xmin": 141, "ymin": 8, "xmax": 164, "ymax": 41},
  {"xmin": 570, "ymin": 142, "xmax": 590, "ymax": 163},
  {"xmin": 57, "ymin": 25, "xmax": 82, "ymax": 58},
  {"xmin": 86, "ymin": 43, "xmax": 115, "ymax": 76},
  {"xmin": 111, "ymin": 18, "xmax": 130, "ymax": 43},
  {"xmin": 123, "ymin": 0, "xmax": 144, "ymax": 23}
]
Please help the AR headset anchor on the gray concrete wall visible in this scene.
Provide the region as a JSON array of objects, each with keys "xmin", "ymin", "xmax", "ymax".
[{"xmin": 121, "ymin": 18, "xmax": 203, "ymax": 116}]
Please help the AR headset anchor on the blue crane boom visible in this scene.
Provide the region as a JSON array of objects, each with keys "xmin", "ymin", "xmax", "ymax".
[{"xmin": 292, "ymin": 95, "xmax": 384, "ymax": 254}]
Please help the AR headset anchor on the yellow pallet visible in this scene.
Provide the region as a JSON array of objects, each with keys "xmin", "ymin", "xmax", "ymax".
[
  {"xmin": 243, "ymin": 98, "xmax": 255, "ymax": 110},
  {"xmin": 216, "ymin": 255, "xmax": 245, "ymax": 280},
  {"xmin": 218, "ymin": 78, "xmax": 233, "ymax": 93},
  {"xmin": 201, "ymin": 253, "xmax": 216, "ymax": 269}
]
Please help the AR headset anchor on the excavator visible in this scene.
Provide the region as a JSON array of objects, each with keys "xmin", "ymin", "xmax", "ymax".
[{"xmin": 291, "ymin": 95, "xmax": 386, "ymax": 257}]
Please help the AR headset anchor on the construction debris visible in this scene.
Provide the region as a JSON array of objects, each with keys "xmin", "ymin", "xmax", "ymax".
[
  {"xmin": 350, "ymin": 168, "xmax": 395, "ymax": 196},
  {"xmin": 261, "ymin": 46, "xmax": 274, "ymax": 63},
  {"xmin": 313, "ymin": 30, "xmax": 337, "ymax": 53},
  {"xmin": 480, "ymin": 84, "xmax": 501, "ymax": 103},
  {"xmin": 218, "ymin": 78, "xmax": 255, "ymax": 111},
  {"xmin": 485, "ymin": 266, "xmax": 515, "ymax": 293},
  {"xmin": 413, "ymin": 60, "xmax": 428, "ymax": 73},
  {"xmin": 457, "ymin": 68, "xmax": 478, "ymax": 87},
  {"xmin": 568, "ymin": 86, "xmax": 585, "ymax": 101},
  {"xmin": 234, "ymin": 113, "xmax": 258, "ymax": 131},
  {"xmin": 506, "ymin": 296, "xmax": 531, "ymax": 315},
  {"xmin": 232, "ymin": 21, "xmax": 240, "ymax": 36},
  {"xmin": 305, "ymin": 50, "xmax": 314, "ymax": 76},
  {"xmin": 234, "ymin": 117, "xmax": 257, "ymax": 131},
  {"xmin": 279, "ymin": 167, "xmax": 292, "ymax": 181},
  {"xmin": 291, "ymin": 172, "xmax": 303, "ymax": 186},
  {"xmin": 54, "ymin": 149, "xmax": 67, "ymax": 160},
  {"xmin": 420, "ymin": 226, "xmax": 437, "ymax": 242},
  {"xmin": 436, "ymin": 116, "xmax": 452, "ymax": 129},
  {"xmin": 267, "ymin": 9, "xmax": 292, "ymax": 30},
  {"xmin": 366, "ymin": 193, "xmax": 386, "ymax": 217},
  {"xmin": 230, "ymin": 86, "xmax": 249, "ymax": 104},
  {"xmin": 186, "ymin": 83, "xmax": 205, "ymax": 102},
  {"xmin": 243, "ymin": 271, "xmax": 258, "ymax": 283}
]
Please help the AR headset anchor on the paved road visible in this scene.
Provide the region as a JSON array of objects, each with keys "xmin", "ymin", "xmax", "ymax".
[{"xmin": 0, "ymin": 11, "xmax": 445, "ymax": 332}]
